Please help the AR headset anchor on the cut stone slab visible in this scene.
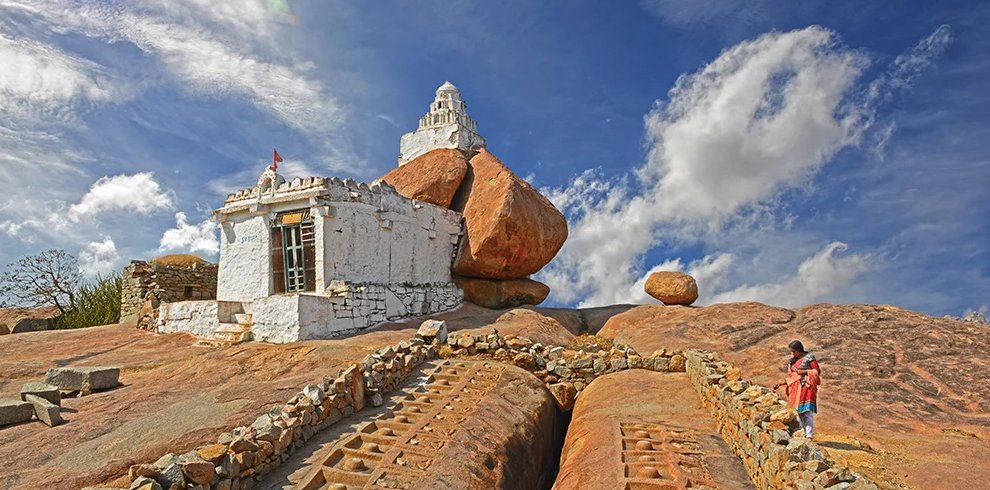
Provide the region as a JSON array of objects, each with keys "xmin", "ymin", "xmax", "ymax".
[
  {"xmin": 45, "ymin": 366, "xmax": 120, "ymax": 394},
  {"xmin": 24, "ymin": 394, "xmax": 64, "ymax": 427},
  {"xmin": 20, "ymin": 382, "xmax": 61, "ymax": 406},
  {"xmin": 0, "ymin": 398, "xmax": 35, "ymax": 427}
]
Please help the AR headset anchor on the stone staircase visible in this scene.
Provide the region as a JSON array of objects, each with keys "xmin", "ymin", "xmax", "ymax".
[{"xmin": 197, "ymin": 304, "xmax": 253, "ymax": 347}]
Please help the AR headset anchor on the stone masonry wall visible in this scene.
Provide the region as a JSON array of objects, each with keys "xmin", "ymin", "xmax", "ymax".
[
  {"xmin": 121, "ymin": 261, "xmax": 218, "ymax": 330},
  {"xmin": 127, "ymin": 332, "xmax": 439, "ymax": 490},
  {"xmin": 442, "ymin": 329, "xmax": 686, "ymax": 411},
  {"xmin": 685, "ymin": 350, "xmax": 878, "ymax": 490}
]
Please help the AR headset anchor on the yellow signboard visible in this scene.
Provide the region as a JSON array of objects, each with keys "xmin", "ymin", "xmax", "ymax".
[{"xmin": 281, "ymin": 213, "xmax": 303, "ymax": 225}]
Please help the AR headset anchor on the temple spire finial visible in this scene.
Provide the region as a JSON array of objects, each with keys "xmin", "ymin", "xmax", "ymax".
[{"xmin": 397, "ymin": 80, "xmax": 486, "ymax": 165}]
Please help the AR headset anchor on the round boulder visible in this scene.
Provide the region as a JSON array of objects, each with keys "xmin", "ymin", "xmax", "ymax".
[{"xmin": 644, "ymin": 271, "xmax": 698, "ymax": 305}]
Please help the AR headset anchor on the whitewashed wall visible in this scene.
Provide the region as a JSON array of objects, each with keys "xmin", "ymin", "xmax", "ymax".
[
  {"xmin": 321, "ymin": 193, "xmax": 461, "ymax": 287},
  {"xmin": 398, "ymin": 124, "xmax": 484, "ymax": 165},
  {"xmin": 157, "ymin": 301, "xmax": 220, "ymax": 338},
  {"xmin": 217, "ymin": 215, "xmax": 271, "ymax": 302}
]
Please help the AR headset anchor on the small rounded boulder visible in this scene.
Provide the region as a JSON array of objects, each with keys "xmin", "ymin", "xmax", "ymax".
[{"xmin": 644, "ymin": 271, "xmax": 698, "ymax": 306}]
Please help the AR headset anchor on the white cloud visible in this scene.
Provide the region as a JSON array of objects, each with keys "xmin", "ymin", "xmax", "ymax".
[
  {"xmin": 159, "ymin": 212, "xmax": 218, "ymax": 255},
  {"xmin": 540, "ymin": 25, "xmax": 949, "ymax": 308},
  {"xmin": 707, "ymin": 242, "xmax": 869, "ymax": 306},
  {"xmin": 78, "ymin": 237, "xmax": 120, "ymax": 277},
  {"xmin": 642, "ymin": 25, "xmax": 867, "ymax": 221},
  {"xmin": 0, "ymin": 0, "xmax": 343, "ymax": 134},
  {"xmin": 68, "ymin": 173, "xmax": 174, "ymax": 222}
]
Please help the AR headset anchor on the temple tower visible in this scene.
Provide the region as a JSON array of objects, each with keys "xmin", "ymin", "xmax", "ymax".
[{"xmin": 398, "ymin": 81, "xmax": 486, "ymax": 165}]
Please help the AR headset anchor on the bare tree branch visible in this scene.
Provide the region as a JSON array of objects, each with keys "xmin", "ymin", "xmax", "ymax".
[{"xmin": 0, "ymin": 249, "xmax": 82, "ymax": 315}]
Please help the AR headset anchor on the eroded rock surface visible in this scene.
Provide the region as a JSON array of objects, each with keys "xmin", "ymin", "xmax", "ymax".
[{"xmin": 379, "ymin": 148, "xmax": 469, "ymax": 208}]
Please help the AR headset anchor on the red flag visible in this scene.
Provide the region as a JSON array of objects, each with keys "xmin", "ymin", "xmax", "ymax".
[{"xmin": 272, "ymin": 148, "xmax": 283, "ymax": 171}]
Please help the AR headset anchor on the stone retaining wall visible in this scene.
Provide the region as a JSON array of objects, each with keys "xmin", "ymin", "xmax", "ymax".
[
  {"xmin": 126, "ymin": 335, "xmax": 438, "ymax": 490},
  {"xmin": 121, "ymin": 260, "xmax": 218, "ymax": 330},
  {"xmin": 684, "ymin": 350, "xmax": 878, "ymax": 490},
  {"xmin": 442, "ymin": 330, "xmax": 685, "ymax": 410}
]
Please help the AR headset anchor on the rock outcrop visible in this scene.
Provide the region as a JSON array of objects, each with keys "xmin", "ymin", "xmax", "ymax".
[
  {"xmin": 452, "ymin": 149, "xmax": 568, "ymax": 280},
  {"xmin": 454, "ymin": 276, "xmax": 550, "ymax": 309},
  {"xmin": 644, "ymin": 271, "xmax": 698, "ymax": 305},
  {"xmin": 379, "ymin": 148, "xmax": 469, "ymax": 208}
]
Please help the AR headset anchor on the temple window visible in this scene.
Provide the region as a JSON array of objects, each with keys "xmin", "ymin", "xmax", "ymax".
[{"xmin": 271, "ymin": 210, "xmax": 316, "ymax": 293}]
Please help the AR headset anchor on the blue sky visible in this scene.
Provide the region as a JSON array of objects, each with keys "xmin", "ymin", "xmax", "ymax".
[{"xmin": 0, "ymin": 0, "xmax": 987, "ymax": 316}]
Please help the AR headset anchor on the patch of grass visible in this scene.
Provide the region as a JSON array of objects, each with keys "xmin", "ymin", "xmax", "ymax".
[
  {"xmin": 567, "ymin": 334, "xmax": 616, "ymax": 352},
  {"xmin": 150, "ymin": 254, "xmax": 207, "ymax": 267},
  {"xmin": 57, "ymin": 273, "xmax": 122, "ymax": 329}
]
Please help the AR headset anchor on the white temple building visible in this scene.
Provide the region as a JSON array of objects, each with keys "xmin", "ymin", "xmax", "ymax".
[
  {"xmin": 398, "ymin": 81, "xmax": 486, "ymax": 165},
  {"xmin": 157, "ymin": 167, "xmax": 464, "ymax": 343}
]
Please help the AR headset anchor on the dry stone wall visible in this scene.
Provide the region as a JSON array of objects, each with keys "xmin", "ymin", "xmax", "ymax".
[
  {"xmin": 442, "ymin": 330, "xmax": 686, "ymax": 410},
  {"xmin": 126, "ymin": 334, "xmax": 437, "ymax": 490},
  {"xmin": 121, "ymin": 260, "xmax": 218, "ymax": 330},
  {"xmin": 685, "ymin": 350, "xmax": 878, "ymax": 490}
]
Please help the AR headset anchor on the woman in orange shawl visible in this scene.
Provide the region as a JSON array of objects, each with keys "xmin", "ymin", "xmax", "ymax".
[{"xmin": 773, "ymin": 340, "xmax": 821, "ymax": 439}]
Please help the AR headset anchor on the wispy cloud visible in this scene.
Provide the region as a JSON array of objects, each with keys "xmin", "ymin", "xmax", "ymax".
[
  {"xmin": 0, "ymin": 0, "xmax": 344, "ymax": 134},
  {"xmin": 0, "ymin": 26, "xmax": 119, "ymax": 122}
]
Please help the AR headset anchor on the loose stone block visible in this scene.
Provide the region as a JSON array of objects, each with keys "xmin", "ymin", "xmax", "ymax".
[
  {"xmin": 0, "ymin": 398, "xmax": 35, "ymax": 426},
  {"xmin": 20, "ymin": 382, "xmax": 61, "ymax": 406},
  {"xmin": 24, "ymin": 394, "xmax": 64, "ymax": 426},
  {"xmin": 45, "ymin": 366, "xmax": 121, "ymax": 394}
]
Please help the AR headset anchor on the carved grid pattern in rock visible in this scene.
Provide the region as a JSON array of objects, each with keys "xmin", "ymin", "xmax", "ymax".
[
  {"xmin": 619, "ymin": 422, "xmax": 717, "ymax": 490},
  {"xmin": 294, "ymin": 360, "xmax": 505, "ymax": 490}
]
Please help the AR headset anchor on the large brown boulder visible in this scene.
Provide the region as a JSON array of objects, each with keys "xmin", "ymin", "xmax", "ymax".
[
  {"xmin": 452, "ymin": 149, "xmax": 568, "ymax": 279},
  {"xmin": 379, "ymin": 148, "xmax": 469, "ymax": 208},
  {"xmin": 454, "ymin": 276, "xmax": 550, "ymax": 309},
  {"xmin": 644, "ymin": 271, "xmax": 698, "ymax": 305}
]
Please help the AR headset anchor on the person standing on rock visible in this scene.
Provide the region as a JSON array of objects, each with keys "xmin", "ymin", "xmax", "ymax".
[{"xmin": 773, "ymin": 340, "xmax": 821, "ymax": 439}]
